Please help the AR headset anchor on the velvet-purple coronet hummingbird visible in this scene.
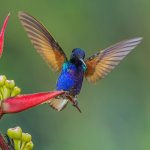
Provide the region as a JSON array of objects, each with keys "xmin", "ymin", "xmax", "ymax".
[{"xmin": 18, "ymin": 12, "xmax": 142, "ymax": 112}]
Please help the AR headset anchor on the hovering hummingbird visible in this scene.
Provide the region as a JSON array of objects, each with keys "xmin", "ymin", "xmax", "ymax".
[{"xmin": 18, "ymin": 11, "xmax": 142, "ymax": 112}]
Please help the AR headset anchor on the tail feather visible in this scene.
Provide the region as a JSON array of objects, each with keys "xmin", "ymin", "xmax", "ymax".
[{"xmin": 49, "ymin": 98, "xmax": 68, "ymax": 112}]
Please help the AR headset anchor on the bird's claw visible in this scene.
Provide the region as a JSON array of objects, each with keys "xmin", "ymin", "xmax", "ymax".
[
  {"xmin": 73, "ymin": 103, "xmax": 82, "ymax": 113},
  {"xmin": 65, "ymin": 93, "xmax": 82, "ymax": 113}
]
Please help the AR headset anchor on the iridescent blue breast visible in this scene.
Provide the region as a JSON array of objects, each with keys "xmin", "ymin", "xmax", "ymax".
[{"xmin": 56, "ymin": 62, "xmax": 85, "ymax": 96}]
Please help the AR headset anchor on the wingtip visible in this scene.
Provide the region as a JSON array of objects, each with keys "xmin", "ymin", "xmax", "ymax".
[
  {"xmin": 135, "ymin": 37, "xmax": 143, "ymax": 41},
  {"xmin": 135, "ymin": 37, "xmax": 143, "ymax": 45},
  {"xmin": 18, "ymin": 11, "xmax": 22, "ymax": 15},
  {"xmin": 134, "ymin": 37, "xmax": 143, "ymax": 43},
  {"xmin": 7, "ymin": 12, "xmax": 11, "ymax": 16},
  {"xmin": 126, "ymin": 37, "xmax": 143, "ymax": 46},
  {"xmin": 18, "ymin": 11, "xmax": 29, "ymax": 18},
  {"xmin": 18, "ymin": 11, "xmax": 23, "ymax": 19}
]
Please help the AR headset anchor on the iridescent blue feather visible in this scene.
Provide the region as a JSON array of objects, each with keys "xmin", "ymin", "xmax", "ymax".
[{"xmin": 56, "ymin": 61, "xmax": 85, "ymax": 96}]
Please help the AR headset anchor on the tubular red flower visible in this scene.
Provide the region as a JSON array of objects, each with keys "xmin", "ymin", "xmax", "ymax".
[
  {"xmin": 0, "ymin": 91, "xmax": 64, "ymax": 117},
  {"xmin": 0, "ymin": 13, "xmax": 10, "ymax": 57}
]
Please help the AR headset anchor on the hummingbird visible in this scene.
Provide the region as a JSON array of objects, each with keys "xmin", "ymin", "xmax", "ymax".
[{"xmin": 18, "ymin": 11, "xmax": 142, "ymax": 112}]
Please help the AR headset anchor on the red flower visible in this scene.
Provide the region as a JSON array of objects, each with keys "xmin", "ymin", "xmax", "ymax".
[
  {"xmin": 0, "ymin": 14, "xmax": 65, "ymax": 119},
  {"xmin": 0, "ymin": 13, "xmax": 10, "ymax": 57},
  {"xmin": 0, "ymin": 91, "xmax": 64, "ymax": 118}
]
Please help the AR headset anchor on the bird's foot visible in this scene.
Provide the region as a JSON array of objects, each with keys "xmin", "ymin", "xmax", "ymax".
[
  {"xmin": 65, "ymin": 94, "xmax": 82, "ymax": 113},
  {"xmin": 73, "ymin": 102, "xmax": 82, "ymax": 113}
]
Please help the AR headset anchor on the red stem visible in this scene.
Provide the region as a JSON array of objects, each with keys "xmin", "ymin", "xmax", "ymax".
[{"xmin": 0, "ymin": 134, "xmax": 10, "ymax": 150}]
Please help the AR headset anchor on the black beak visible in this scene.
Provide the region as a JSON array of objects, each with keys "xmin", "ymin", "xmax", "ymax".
[{"xmin": 79, "ymin": 58, "xmax": 86, "ymax": 68}]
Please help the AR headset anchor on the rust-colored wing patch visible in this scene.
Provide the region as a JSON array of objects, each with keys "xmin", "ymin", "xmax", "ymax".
[
  {"xmin": 85, "ymin": 37, "xmax": 142, "ymax": 83},
  {"xmin": 18, "ymin": 11, "xmax": 67, "ymax": 72}
]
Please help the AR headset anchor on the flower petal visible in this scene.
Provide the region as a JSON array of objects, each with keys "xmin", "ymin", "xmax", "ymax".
[
  {"xmin": 0, "ymin": 13, "xmax": 10, "ymax": 57},
  {"xmin": 1, "ymin": 91, "xmax": 64, "ymax": 115}
]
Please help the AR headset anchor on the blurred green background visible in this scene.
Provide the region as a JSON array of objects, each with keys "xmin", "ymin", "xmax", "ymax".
[{"xmin": 0, "ymin": 0, "xmax": 150, "ymax": 150}]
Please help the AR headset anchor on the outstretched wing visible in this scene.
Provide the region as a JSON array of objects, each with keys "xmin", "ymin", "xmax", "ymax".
[
  {"xmin": 18, "ymin": 11, "xmax": 67, "ymax": 72},
  {"xmin": 85, "ymin": 37, "xmax": 142, "ymax": 83}
]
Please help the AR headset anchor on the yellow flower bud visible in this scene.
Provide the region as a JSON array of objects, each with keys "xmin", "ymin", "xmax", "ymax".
[
  {"xmin": 22, "ymin": 133, "xmax": 32, "ymax": 143},
  {"xmin": 11, "ymin": 86, "xmax": 21, "ymax": 97},
  {"xmin": 5, "ymin": 80, "xmax": 15, "ymax": 89},
  {"xmin": 7, "ymin": 126, "xmax": 22, "ymax": 140},
  {"xmin": 24, "ymin": 141, "xmax": 34, "ymax": 150},
  {"xmin": 0, "ymin": 75, "xmax": 6, "ymax": 86}
]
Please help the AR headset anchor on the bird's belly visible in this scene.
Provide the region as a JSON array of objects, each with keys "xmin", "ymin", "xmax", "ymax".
[{"xmin": 56, "ymin": 69, "xmax": 84, "ymax": 96}]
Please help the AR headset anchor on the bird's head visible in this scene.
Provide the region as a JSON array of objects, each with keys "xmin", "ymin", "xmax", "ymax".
[{"xmin": 70, "ymin": 48, "xmax": 86, "ymax": 67}]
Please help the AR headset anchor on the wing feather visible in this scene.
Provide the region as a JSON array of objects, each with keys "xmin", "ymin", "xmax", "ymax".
[
  {"xmin": 18, "ymin": 11, "xmax": 67, "ymax": 72},
  {"xmin": 85, "ymin": 37, "xmax": 143, "ymax": 83}
]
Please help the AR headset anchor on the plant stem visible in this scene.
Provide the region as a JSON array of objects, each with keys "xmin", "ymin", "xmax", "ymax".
[{"xmin": 0, "ymin": 133, "xmax": 10, "ymax": 150}]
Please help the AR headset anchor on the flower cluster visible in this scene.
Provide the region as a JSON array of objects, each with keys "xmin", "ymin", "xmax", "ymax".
[
  {"xmin": 0, "ymin": 75, "xmax": 21, "ymax": 101},
  {"xmin": 7, "ymin": 126, "xmax": 34, "ymax": 150},
  {"xmin": 0, "ymin": 75, "xmax": 64, "ymax": 118}
]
